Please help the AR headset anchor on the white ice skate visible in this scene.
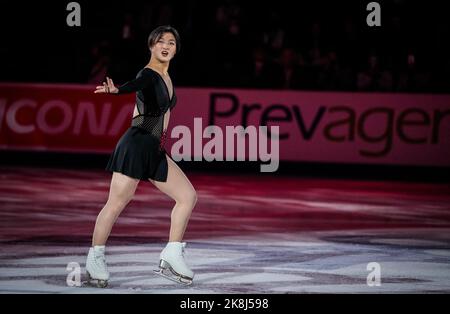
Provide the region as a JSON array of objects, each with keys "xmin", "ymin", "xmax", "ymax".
[
  {"xmin": 154, "ymin": 242, "xmax": 194, "ymax": 286},
  {"xmin": 85, "ymin": 245, "xmax": 109, "ymax": 288}
]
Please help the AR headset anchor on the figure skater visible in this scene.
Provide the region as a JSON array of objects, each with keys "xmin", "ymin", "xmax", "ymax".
[{"xmin": 86, "ymin": 25, "xmax": 197, "ymax": 287}]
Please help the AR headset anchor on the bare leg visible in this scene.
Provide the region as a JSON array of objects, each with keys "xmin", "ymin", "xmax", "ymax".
[
  {"xmin": 150, "ymin": 156, "xmax": 197, "ymax": 242},
  {"xmin": 92, "ymin": 172, "xmax": 139, "ymax": 246}
]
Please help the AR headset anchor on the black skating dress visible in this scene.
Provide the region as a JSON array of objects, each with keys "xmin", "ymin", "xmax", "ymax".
[{"xmin": 105, "ymin": 67, "xmax": 177, "ymax": 182}]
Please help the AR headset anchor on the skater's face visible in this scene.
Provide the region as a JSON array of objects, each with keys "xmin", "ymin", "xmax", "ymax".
[{"xmin": 150, "ymin": 32, "xmax": 177, "ymax": 63}]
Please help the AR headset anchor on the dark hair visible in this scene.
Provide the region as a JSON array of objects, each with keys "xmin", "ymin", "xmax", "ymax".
[{"xmin": 147, "ymin": 25, "xmax": 181, "ymax": 54}]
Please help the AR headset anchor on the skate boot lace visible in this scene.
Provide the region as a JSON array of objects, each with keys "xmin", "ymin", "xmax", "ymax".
[
  {"xmin": 95, "ymin": 253, "xmax": 107, "ymax": 269},
  {"xmin": 181, "ymin": 242, "xmax": 187, "ymax": 258}
]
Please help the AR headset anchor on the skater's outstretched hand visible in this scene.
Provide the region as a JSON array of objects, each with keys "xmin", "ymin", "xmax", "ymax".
[{"xmin": 95, "ymin": 77, "xmax": 118, "ymax": 94}]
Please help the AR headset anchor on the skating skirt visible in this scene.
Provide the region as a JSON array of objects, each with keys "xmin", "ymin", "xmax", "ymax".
[{"xmin": 105, "ymin": 126, "xmax": 170, "ymax": 182}]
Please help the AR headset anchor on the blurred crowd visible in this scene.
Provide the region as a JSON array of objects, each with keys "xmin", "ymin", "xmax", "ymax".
[{"xmin": 1, "ymin": 0, "xmax": 449, "ymax": 93}]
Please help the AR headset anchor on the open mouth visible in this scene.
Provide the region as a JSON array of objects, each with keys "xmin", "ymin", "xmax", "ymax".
[{"xmin": 161, "ymin": 51, "xmax": 169, "ymax": 57}]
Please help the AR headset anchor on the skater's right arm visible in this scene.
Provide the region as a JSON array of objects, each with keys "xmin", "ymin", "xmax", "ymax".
[
  {"xmin": 94, "ymin": 73, "xmax": 152, "ymax": 95},
  {"xmin": 116, "ymin": 71, "xmax": 153, "ymax": 94}
]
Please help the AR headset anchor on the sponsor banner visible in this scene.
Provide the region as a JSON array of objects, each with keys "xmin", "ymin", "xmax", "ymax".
[{"xmin": 1, "ymin": 83, "xmax": 449, "ymax": 166}]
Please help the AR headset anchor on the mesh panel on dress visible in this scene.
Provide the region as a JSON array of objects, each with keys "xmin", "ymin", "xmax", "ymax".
[{"xmin": 131, "ymin": 115, "xmax": 163, "ymax": 139}]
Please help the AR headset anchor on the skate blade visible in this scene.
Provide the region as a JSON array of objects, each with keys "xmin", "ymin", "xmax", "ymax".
[
  {"xmin": 158, "ymin": 259, "xmax": 194, "ymax": 285},
  {"xmin": 83, "ymin": 272, "xmax": 109, "ymax": 288},
  {"xmin": 153, "ymin": 269, "xmax": 193, "ymax": 286}
]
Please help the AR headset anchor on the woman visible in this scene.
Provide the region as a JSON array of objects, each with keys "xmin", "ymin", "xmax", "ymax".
[{"xmin": 86, "ymin": 25, "xmax": 197, "ymax": 287}]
